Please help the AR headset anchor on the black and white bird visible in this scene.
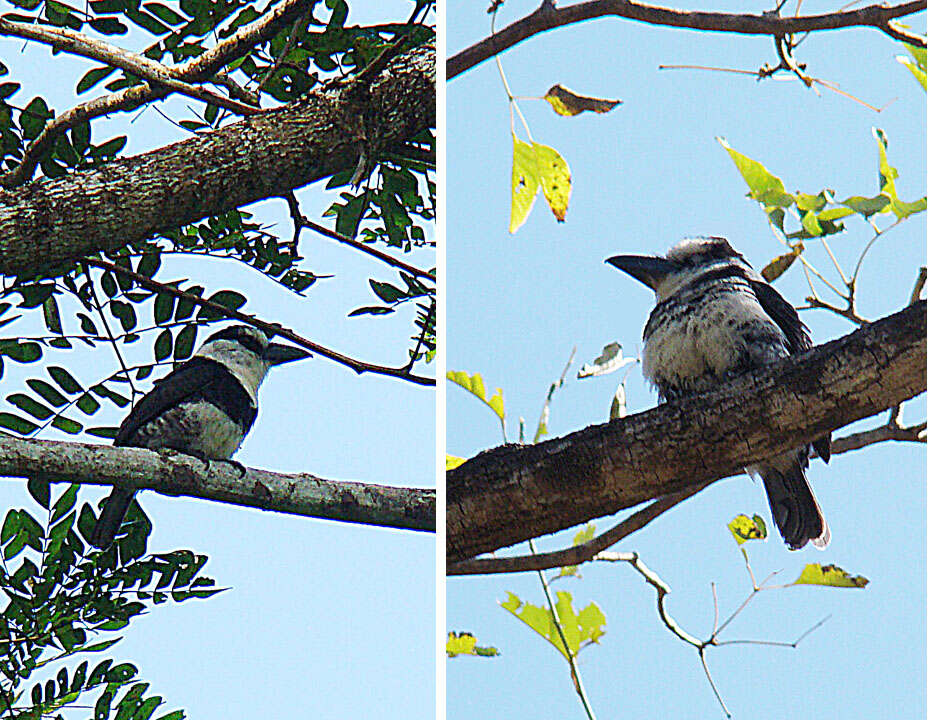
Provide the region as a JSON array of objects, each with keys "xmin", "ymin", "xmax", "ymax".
[
  {"xmin": 607, "ymin": 237, "xmax": 830, "ymax": 550},
  {"xmin": 89, "ymin": 325, "xmax": 310, "ymax": 549}
]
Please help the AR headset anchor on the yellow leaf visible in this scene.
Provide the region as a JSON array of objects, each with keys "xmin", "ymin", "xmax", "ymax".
[
  {"xmin": 510, "ymin": 135, "xmax": 540, "ymax": 233},
  {"xmin": 447, "ymin": 370, "xmax": 505, "ymax": 422},
  {"xmin": 533, "ymin": 142, "xmax": 571, "ymax": 223},
  {"xmin": 543, "ymin": 84, "xmax": 622, "ymax": 116},
  {"xmin": 761, "ymin": 244, "xmax": 804, "ymax": 283},
  {"xmin": 794, "ymin": 563, "xmax": 869, "ymax": 588},
  {"xmin": 728, "ymin": 514, "xmax": 768, "ymax": 545},
  {"xmin": 446, "ymin": 455, "xmax": 466, "ymax": 471},
  {"xmin": 447, "ymin": 631, "xmax": 501, "ymax": 658}
]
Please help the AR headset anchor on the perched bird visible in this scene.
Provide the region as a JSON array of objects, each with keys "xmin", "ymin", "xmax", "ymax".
[
  {"xmin": 607, "ymin": 237, "xmax": 830, "ymax": 550},
  {"xmin": 89, "ymin": 325, "xmax": 310, "ymax": 549}
]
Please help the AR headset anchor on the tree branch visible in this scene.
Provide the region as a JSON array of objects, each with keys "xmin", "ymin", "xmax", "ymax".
[
  {"xmin": 83, "ymin": 257, "xmax": 436, "ymax": 386},
  {"xmin": 447, "ymin": 481, "xmax": 710, "ymax": 575},
  {"xmin": 0, "ymin": 0, "xmax": 318, "ymax": 188},
  {"xmin": 448, "ymin": 0, "xmax": 926, "ymax": 79},
  {"xmin": 0, "ymin": 42, "xmax": 435, "ymax": 278},
  {"xmin": 0, "ymin": 19, "xmax": 259, "ymax": 116},
  {"xmin": 0, "ymin": 435, "xmax": 435, "ymax": 532},
  {"xmin": 447, "ymin": 302, "xmax": 926, "ymax": 563}
]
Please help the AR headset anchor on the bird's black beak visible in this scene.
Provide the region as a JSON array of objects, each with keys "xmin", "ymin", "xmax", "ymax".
[
  {"xmin": 265, "ymin": 343, "xmax": 311, "ymax": 365},
  {"xmin": 606, "ymin": 255, "xmax": 678, "ymax": 290}
]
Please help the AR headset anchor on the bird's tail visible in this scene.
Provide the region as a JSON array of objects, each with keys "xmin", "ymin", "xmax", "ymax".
[
  {"xmin": 88, "ymin": 488, "xmax": 136, "ymax": 549},
  {"xmin": 755, "ymin": 452, "xmax": 829, "ymax": 550}
]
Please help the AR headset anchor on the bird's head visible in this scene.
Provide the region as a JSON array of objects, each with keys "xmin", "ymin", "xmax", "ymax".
[
  {"xmin": 196, "ymin": 325, "xmax": 311, "ymax": 397},
  {"xmin": 606, "ymin": 236, "xmax": 749, "ymax": 301}
]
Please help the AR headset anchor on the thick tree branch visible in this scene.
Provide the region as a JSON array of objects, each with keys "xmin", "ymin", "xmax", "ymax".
[
  {"xmin": 0, "ymin": 42, "xmax": 435, "ymax": 278},
  {"xmin": 84, "ymin": 257, "xmax": 436, "ymax": 386},
  {"xmin": 0, "ymin": 0, "xmax": 316, "ymax": 188},
  {"xmin": 447, "ymin": 302, "xmax": 926, "ymax": 563},
  {"xmin": 448, "ymin": 0, "xmax": 926, "ymax": 78},
  {"xmin": 0, "ymin": 435, "xmax": 435, "ymax": 532}
]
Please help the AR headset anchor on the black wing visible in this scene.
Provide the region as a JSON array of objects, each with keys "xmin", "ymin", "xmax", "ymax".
[
  {"xmin": 750, "ymin": 280, "xmax": 811, "ymax": 354},
  {"xmin": 751, "ymin": 279, "xmax": 831, "ymax": 463},
  {"xmin": 114, "ymin": 357, "xmax": 256, "ymax": 446}
]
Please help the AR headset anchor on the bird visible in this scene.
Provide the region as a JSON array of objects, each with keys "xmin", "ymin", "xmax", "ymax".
[
  {"xmin": 606, "ymin": 237, "xmax": 830, "ymax": 550},
  {"xmin": 88, "ymin": 324, "xmax": 311, "ymax": 549}
]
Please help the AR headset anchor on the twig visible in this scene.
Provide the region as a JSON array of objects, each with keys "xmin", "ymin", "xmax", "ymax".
[
  {"xmin": 83, "ymin": 257, "xmax": 435, "ymax": 386},
  {"xmin": 447, "ymin": 482, "xmax": 710, "ymax": 575},
  {"xmin": 80, "ymin": 262, "xmax": 138, "ymax": 401},
  {"xmin": 285, "ymin": 195, "xmax": 436, "ymax": 281},
  {"xmin": 448, "ymin": 0, "xmax": 926, "ymax": 78},
  {"xmin": 530, "ymin": 538, "xmax": 598, "ymax": 720}
]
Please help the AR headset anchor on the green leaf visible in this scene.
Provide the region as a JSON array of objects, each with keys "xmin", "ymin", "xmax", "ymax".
[
  {"xmin": 51, "ymin": 483, "xmax": 79, "ymax": 523},
  {"xmin": 793, "ymin": 563, "xmax": 869, "ymax": 588},
  {"xmin": 197, "ymin": 290, "xmax": 246, "ymax": 319},
  {"xmin": 174, "ymin": 324, "xmax": 197, "ymax": 360},
  {"xmin": 49, "ymin": 366, "xmax": 83, "ymax": 394},
  {"xmin": 0, "ymin": 339, "xmax": 42, "ymax": 362},
  {"xmin": 348, "ymin": 306, "xmax": 394, "ymax": 316},
  {"xmin": 76, "ymin": 393, "xmax": 101, "ymax": 415},
  {"xmin": 369, "ymin": 280, "xmax": 405, "ymax": 303},
  {"xmin": 510, "ymin": 135, "xmax": 540, "ymax": 233},
  {"xmin": 501, "ymin": 591, "xmax": 605, "ymax": 659},
  {"xmin": 89, "ymin": 16, "xmax": 128, "ymax": 34},
  {"xmin": 27, "ymin": 378, "xmax": 68, "ymax": 407},
  {"xmin": 717, "ymin": 137, "xmax": 795, "ymax": 209},
  {"xmin": 154, "ymin": 328, "xmax": 172, "ymax": 361},
  {"xmin": 728, "ymin": 513, "xmax": 768, "ymax": 545},
  {"xmin": 27, "ymin": 477, "xmax": 51, "ymax": 508},
  {"xmin": 52, "ymin": 416, "xmax": 83, "ymax": 434},
  {"xmin": 0, "ymin": 411, "xmax": 39, "ymax": 434},
  {"xmin": 446, "ymin": 631, "xmax": 500, "ymax": 658},
  {"xmin": 800, "ymin": 210, "xmax": 823, "ymax": 237},
  {"xmin": 7, "ymin": 392, "xmax": 53, "ymax": 420},
  {"xmin": 154, "ymin": 292, "xmax": 175, "ymax": 324},
  {"xmin": 42, "ymin": 295, "xmax": 63, "ymax": 334},
  {"xmin": 77, "ymin": 66, "xmax": 116, "ymax": 94},
  {"xmin": 873, "ymin": 127, "xmax": 927, "ymax": 220},
  {"xmin": 560, "ymin": 523, "xmax": 596, "ymax": 577},
  {"xmin": 897, "ymin": 43, "xmax": 927, "ymax": 90},
  {"xmin": 447, "ymin": 370, "xmax": 504, "ymax": 422}
]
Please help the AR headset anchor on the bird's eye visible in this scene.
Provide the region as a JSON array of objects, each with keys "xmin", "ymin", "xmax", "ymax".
[{"xmin": 238, "ymin": 337, "xmax": 264, "ymax": 355}]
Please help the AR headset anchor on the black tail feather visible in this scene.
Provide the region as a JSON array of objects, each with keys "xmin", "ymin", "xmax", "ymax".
[
  {"xmin": 759, "ymin": 456, "xmax": 829, "ymax": 550},
  {"xmin": 88, "ymin": 488, "xmax": 135, "ymax": 549}
]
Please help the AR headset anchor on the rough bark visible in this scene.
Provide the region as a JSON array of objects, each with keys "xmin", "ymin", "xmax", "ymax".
[
  {"xmin": 0, "ymin": 436, "xmax": 435, "ymax": 532},
  {"xmin": 0, "ymin": 42, "xmax": 435, "ymax": 279},
  {"xmin": 447, "ymin": 302, "xmax": 926, "ymax": 563}
]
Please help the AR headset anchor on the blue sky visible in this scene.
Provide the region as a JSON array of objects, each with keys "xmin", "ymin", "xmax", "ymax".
[
  {"xmin": 447, "ymin": 2, "xmax": 925, "ymax": 718},
  {"xmin": 0, "ymin": 1, "xmax": 435, "ymax": 717}
]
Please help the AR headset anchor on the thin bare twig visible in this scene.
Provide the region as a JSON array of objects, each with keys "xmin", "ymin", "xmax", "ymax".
[{"xmin": 83, "ymin": 257, "xmax": 435, "ymax": 386}]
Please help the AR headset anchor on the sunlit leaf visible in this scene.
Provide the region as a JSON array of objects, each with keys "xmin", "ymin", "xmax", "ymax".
[
  {"xmin": 446, "ymin": 631, "xmax": 500, "ymax": 658},
  {"xmin": 793, "ymin": 563, "xmax": 869, "ymax": 588},
  {"xmin": 728, "ymin": 514, "xmax": 767, "ymax": 545},
  {"xmin": 447, "ymin": 370, "xmax": 504, "ymax": 422},
  {"xmin": 543, "ymin": 84, "xmax": 622, "ymax": 116},
  {"xmin": 510, "ymin": 135, "xmax": 540, "ymax": 233}
]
